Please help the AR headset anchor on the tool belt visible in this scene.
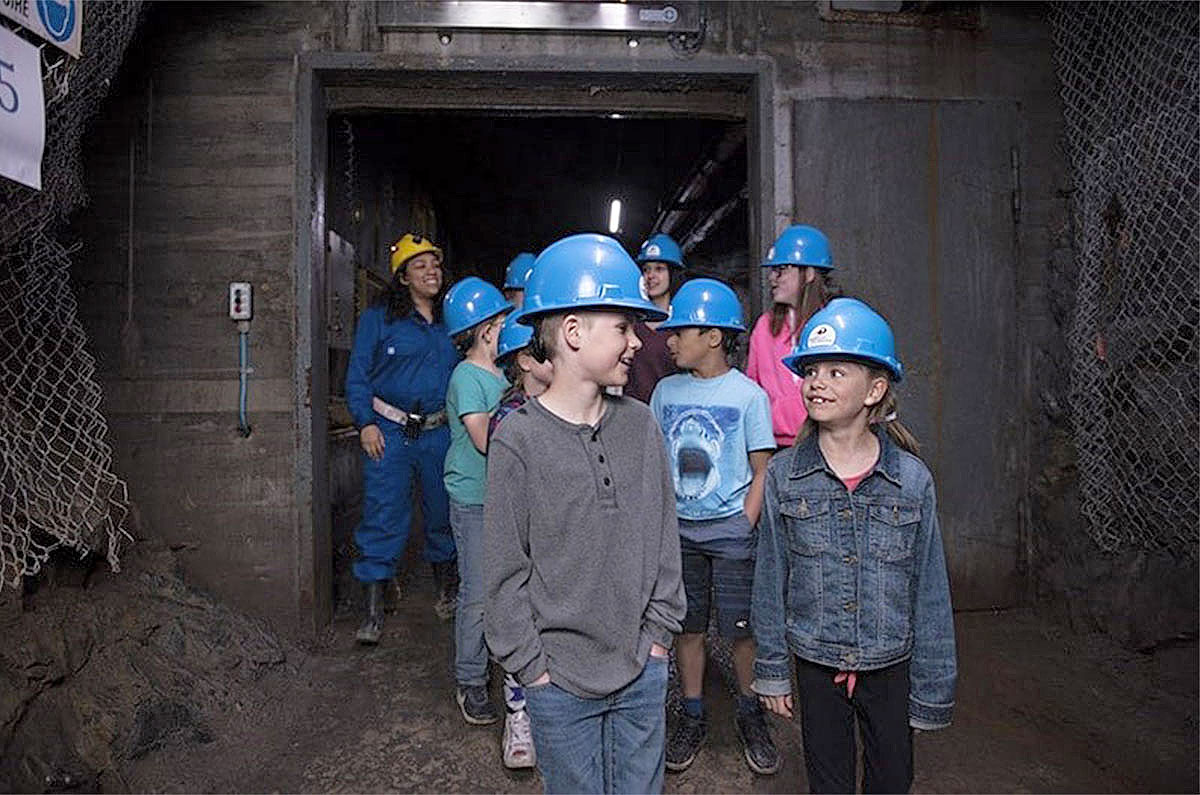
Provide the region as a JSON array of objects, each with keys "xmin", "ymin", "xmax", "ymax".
[{"xmin": 372, "ymin": 397, "xmax": 447, "ymax": 438}]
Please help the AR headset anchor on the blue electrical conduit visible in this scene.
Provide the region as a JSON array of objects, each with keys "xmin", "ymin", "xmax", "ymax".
[{"xmin": 237, "ymin": 324, "xmax": 252, "ymax": 437}]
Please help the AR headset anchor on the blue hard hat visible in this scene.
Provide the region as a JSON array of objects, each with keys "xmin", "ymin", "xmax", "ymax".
[
  {"xmin": 442, "ymin": 276, "xmax": 514, "ymax": 337},
  {"xmin": 517, "ymin": 233, "xmax": 669, "ymax": 325},
  {"xmin": 762, "ymin": 225, "xmax": 835, "ymax": 270},
  {"xmin": 503, "ymin": 252, "xmax": 537, "ymax": 290},
  {"xmin": 495, "ymin": 315, "xmax": 534, "ymax": 363},
  {"xmin": 658, "ymin": 278, "xmax": 746, "ymax": 332},
  {"xmin": 636, "ymin": 233, "xmax": 684, "ymax": 268},
  {"xmin": 782, "ymin": 297, "xmax": 903, "ymax": 381}
]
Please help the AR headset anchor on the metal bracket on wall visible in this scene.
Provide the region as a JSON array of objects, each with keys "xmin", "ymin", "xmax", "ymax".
[{"xmin": 377, "ymin": 1, "xmax": 701, "ymax": 34}]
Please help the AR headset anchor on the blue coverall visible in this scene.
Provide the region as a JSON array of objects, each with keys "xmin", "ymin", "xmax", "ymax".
[{"xmin": 345, "ymin": 303, "xmax": 459, "ymax": 583}]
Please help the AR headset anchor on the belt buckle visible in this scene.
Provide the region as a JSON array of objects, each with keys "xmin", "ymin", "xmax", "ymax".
[{"xmin": 404, "ymin": 411, "xmax": 424, "ymax": 439}]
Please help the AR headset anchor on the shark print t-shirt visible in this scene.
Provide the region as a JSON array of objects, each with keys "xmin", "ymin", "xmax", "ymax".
[{"xmin": 649, "ymin": 369, "xmax": 775, "ymax": 525}]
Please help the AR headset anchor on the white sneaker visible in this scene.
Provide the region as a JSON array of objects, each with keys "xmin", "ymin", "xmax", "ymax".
[{"xmin": 502, "ymin": 708, "xmax": 536, "ymax": 769}]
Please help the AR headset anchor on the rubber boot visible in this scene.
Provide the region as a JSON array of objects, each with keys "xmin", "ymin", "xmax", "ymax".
[
  {"xmin": 431, "ymin": 560, "xmax": 459, "ymax": 622},
  {"xmin": 355, "ymin": 581, "xmax": 385, "ymax": 645}
]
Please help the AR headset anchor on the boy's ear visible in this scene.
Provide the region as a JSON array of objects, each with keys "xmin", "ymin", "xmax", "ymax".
[
  {"xmin": 561, "ymin": 313, "xmax": 585, "ymax": 351},
  {"xmin": 706, "ymin": 328, "xmax": 724, "ymax": 349}
]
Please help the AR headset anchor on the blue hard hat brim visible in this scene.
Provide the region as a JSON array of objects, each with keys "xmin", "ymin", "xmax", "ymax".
[
  {"xmin": 761, "ymin": 259, "xmax": 836, "ymax": 270},
  {"xmin": 781, "ymin": 351, "xmax": 903, "ymax": 383},
  {"xmin": 657, "ymin": 316, "xmax": 746, "ymax": 332},
  {"xmin": 636, "ymin": 256, "xmax": 686, "ymax": 268},
  {"xmin": 446, "ymin": 304, "xmax": 515, "ymax": 338},
  {"xmin": 515, "ymin": 297, "xmax": 668, "ymax": 326}
]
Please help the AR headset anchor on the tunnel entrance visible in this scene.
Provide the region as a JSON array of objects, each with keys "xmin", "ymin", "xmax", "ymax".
[
  {"xmin": 297, "ymin": 57, "xmax": 774, "ymax": 628},
  {"xmin": 325, "ymin": 113, "xmax": 749, "ymax": 611},
  {"xmin": 295, "ymin": 57, "xmax": 772, "ymax": 629}
]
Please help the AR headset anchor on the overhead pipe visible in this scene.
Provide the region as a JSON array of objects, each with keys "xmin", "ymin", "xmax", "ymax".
[
  {"xmin": 680, "ymin": 186, "xmax": 749, "ymax": 253},
  {"xmin": 653, "ymin": 126, "xmax": 746, "ymax": 236}
]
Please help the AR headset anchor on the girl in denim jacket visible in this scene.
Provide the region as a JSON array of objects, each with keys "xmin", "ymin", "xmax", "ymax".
[{"xmin": 750, "ymin": 297, "xmax": 957, "ymax": 794}]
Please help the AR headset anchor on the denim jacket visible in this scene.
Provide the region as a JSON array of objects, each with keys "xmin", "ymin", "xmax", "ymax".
[{"xmin": 750, "ymin": 428, "xmax": 957, "ymax": 730}]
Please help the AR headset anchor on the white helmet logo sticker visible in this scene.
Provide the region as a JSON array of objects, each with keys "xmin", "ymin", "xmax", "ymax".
[
  {"xmin": 807, "ymin": 324, "xmax": 836, "ymax": 348},
  {"xmin": 639, "ymin": 274, "xmax": 650, "ymax": 301},
  {"xmin": 767, "ymin": 246, "xmax": 775, "ymax": 260},
  {"xmin": 646, "ymin": 244, "xmax": 661, "ymax": 257}
]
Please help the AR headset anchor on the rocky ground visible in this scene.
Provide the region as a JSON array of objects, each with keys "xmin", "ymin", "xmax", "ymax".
[{"xmin": 3, "ymin": 547, "xmax": 1196, "ymax": 793}]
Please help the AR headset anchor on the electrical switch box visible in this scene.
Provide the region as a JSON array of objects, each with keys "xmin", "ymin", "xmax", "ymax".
[{"xmin": 229, "ymin": 282, "xmax": 253, "ymax": 321}]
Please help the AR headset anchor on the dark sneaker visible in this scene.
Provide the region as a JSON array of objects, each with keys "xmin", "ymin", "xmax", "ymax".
[
  {"xmin": 456, "ymin": 685, "xmax": 501, "ymax": 726},
  {"xmin": 665, "ymin": 711, "xmax": 707, "ymax": 772},
  {"xmin": 736, "ymin": 705, "xmax": 781, "ymax": 775}
]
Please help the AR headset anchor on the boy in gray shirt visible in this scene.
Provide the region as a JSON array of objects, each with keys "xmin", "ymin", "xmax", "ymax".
[{"xmin": 484, "ymin": 233, "xmax": 686, "ymax": 794}]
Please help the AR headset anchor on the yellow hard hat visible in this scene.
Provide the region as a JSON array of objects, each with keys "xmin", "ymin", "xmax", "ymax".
[{"xmin": 389, "ymin": 234, "xmax": 443, "ymax": 274}]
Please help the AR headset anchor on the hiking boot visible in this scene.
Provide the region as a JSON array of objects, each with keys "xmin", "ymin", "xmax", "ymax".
[
  {"xmin": 665, "ymin": 710, "xmax": 707, "ymax": 772},
  {"xmin": 457, "ymin": 685, "xmax": 501, "ymax": 726},
  {"xmin": 431, "ymin": 560, "xmax": 459, "ymax": 621},
  {"xmin": 355, "ymin": 581, "xmax": 384, "ymax": 645},
  {"xmin": 502, "ymin": 708, "xmax": 537, "ymax": 769},
  {"xmin": 736, "ymin": 703, "xmax": 781, "ymax": 775}
]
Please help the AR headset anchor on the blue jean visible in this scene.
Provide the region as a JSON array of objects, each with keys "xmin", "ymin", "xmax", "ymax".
[
  {"xmin": 353, "ymin": 422, "xmax": 455, "ymax": 582},
  {"xmin": 523, "ymin": 656, "xmax": 670, "ymax": 794},
  {"xmin": 449, "ymin": 499, "xmax": 487, "ymax": 686}
]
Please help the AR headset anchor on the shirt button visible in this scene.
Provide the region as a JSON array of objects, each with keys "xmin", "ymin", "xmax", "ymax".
[
  {"xmin": 838, "ymin": 509, "xmax": 852, "ymax": 520},
  {"xmin": 603, "ymin": 477, "xmax": 611, "ymax": 486},
  {"xmin": 599, "ymin": 455, "xmax": 605, "ymax": 463},
  {"xmin": 843, "ymin": 653, "xmax": 857, "ymax": 664},
  {"xmin": 843, "ymin": 555, "xmax": 857, "ymax": 565},
  {"xmin": 844, "ymin": 601, "xmax": 857, "ymax": 612}
]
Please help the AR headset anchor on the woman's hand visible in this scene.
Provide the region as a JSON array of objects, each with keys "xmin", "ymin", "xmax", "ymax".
[
  {"xmin": 360, "ymin": 424, "xmax": 385, "ymax": 461},
  {"xmin": 531, "ymin": 671, "xmax": 551, "ymax": 686},
  {"xmin": 650, "ymin": 643, "xmax": 670, "ymax": 658}
]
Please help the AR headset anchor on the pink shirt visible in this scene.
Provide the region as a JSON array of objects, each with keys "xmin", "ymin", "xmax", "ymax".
[{"xmin": 746, "ymin": 312, "xmax": 808, "ymax": 447}]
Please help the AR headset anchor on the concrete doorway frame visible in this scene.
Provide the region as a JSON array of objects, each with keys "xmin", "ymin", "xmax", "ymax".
[{"xmin": 294, "ymin": 53, "xmax": 775, "ymax": 635}]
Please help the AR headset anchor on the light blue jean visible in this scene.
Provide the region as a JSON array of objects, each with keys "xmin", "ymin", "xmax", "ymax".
[
  {"xmin": 449, "ymin": 499, "xmax": 488, "ymax": 686},
  {"xmin": 523, "ymin": 655, "xmax": 669, "ymax": 794}
]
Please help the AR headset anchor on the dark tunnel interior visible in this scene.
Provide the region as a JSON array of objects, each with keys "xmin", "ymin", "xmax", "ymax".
[{"xmin": 326, "ymin": 113, "xmax": 749, "ymax": 288}]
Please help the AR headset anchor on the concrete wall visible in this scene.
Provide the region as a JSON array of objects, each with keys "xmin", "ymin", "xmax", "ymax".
[{"xmin": 76, "ymin": 1, "xmax": 1079, "ymax": 637}]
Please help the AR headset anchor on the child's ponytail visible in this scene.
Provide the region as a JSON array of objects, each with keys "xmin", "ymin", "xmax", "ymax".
[{"xmin": 868, "ymin": 385, "xmax": 921, "ymax": 455}]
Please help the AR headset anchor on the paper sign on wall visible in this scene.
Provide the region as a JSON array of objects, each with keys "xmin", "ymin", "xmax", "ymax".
[
  {"xmin": 0, "ymin": 0, "xmax": 81, "ymax": 58},
  {"xmin": 0, "ymin": 25, "xmax": 45, "ymax": 190}
]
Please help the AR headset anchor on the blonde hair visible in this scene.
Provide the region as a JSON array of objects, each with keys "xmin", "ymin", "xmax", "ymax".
[
  {"xmin": 793, "ymin": 365, "xmax": 920, "ymax": 455},
  {"xmin": 770, "ymin": 268, "xmax": 840, "ymax": 341}
]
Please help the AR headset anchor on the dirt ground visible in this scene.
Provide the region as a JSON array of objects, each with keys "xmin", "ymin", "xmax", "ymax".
[{"xmin": 114, "ymin": 565, "xmax": 1197, "ymax": 795}]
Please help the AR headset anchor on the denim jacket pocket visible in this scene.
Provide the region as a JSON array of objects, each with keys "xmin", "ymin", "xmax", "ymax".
[
  {"xmin": 780, "ymin": 498, "xmax": 830, "ymax": 638},
  {"xmin": 867, "ymin": 502, "xmax": 921, "ymax": 644},
  {"xmin": 867, "ymin": 503, "xmax": 921, "ymax": 562}
]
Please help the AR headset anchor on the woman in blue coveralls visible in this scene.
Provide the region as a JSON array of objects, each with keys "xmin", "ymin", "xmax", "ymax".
[{"xmin": 346, "ymin": 233, "xmax": 460, "ymax": 645}]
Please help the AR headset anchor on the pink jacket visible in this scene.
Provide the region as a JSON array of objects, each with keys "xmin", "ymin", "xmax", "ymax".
[{"xmin": 746, "ymin": 312, "xmax": 807, "ymax": 448}]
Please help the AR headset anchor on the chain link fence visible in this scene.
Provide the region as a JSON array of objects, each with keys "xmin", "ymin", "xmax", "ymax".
[
  {"xmin": 1050, "ymin": 2, "xmax": 1199, "ymax": 556},
  {"xmin": 0, "ymin": 3, "xmax": 142, "ymax": 589}
]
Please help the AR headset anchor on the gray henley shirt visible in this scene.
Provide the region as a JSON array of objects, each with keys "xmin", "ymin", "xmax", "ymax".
[{"xmin": 483, "ymin": 394, "xmax": 686, "ymax": 699}]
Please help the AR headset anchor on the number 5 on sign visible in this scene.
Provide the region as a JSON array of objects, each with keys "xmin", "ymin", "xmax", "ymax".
[{"xmin": 0, "ymin": 26, "xmax": 44, "ymax": 190}]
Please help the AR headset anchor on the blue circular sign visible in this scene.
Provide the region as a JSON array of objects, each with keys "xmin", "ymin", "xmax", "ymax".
[{"xmin": 37, "ymin": 0, "xmax": 76, "ymax": 43}]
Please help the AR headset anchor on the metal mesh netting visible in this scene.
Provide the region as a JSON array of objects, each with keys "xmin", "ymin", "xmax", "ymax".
[
  {"xmin": 0, "ymin": 3, "xmax": 142, "ymax": 588},
  {"xmin": 1050, "ymin": 2, "xmax": 1200, "ymax": 555}
]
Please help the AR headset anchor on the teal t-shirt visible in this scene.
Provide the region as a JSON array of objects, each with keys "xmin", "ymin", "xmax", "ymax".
[{"xmin": 444, "ymin": 361, "xmax": 509, "ymax": 505}]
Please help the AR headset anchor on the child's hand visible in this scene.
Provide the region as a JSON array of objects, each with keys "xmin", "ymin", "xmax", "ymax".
[
  {"xmin": 531, "ymin": 671, "xmax": 551, "ymax": 686},
  {"xmin": 760, "ymin": 694, "xmax": 793, "ymax": 719},
  {"xmin": 649, "ymin": 643, "xmax": 670, "ymax": 658},
  {"xmin": 360, "ymin": 424, "xmax": 385, "ymax": 461}
]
